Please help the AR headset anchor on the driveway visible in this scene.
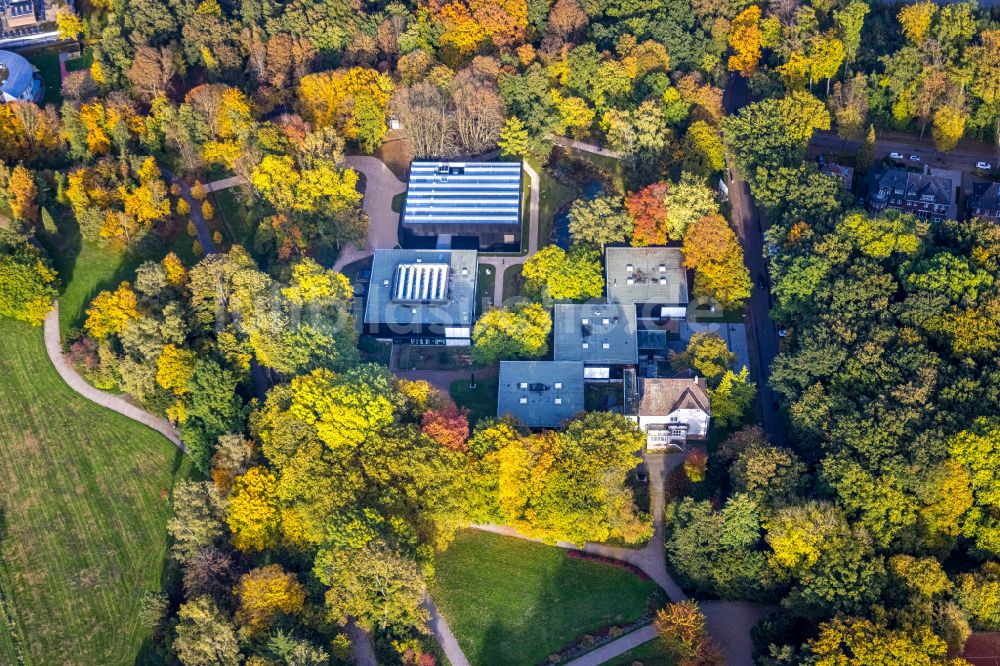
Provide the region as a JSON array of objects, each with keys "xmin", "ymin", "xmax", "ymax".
[{"xmin": 333, "ymin": 156, "xmax": 407, "ymax": 271}]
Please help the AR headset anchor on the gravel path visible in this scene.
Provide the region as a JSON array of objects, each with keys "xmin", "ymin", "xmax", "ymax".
[{"xmin": 42, "ymin": 302, "xmax": 184, "ymax": 450}]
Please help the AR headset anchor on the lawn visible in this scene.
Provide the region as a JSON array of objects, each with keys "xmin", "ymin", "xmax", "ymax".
[
  {"xmin": 432, "ymin": 529, "xmax": 663, "ymax": 666},
  {"xmin": 530, "ymin": 158, "xmax": 576, "ymax": 249},
  {"xmin": 25, "ymin": 51, "xmax": 62, "ymax": 106},
  {"xmin": 477, "ymin": 263, "xmax": 496, "ymax": 309},
  {"xmin": 501, "ymin": 264, "xmax": 523, "ymax": 303},
  {"xmin": 0, "ymin": 319, "xmax": 191, "ymax": 666},
  {"xmin": 54, "ymin": 232, "xmax": 197, "ymax": 338},
  {"xmin": 450, "ymin": 375, "xmax": 498, "ymax": 426}
]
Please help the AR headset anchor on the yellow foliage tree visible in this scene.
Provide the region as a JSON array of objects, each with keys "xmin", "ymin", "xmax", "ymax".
[
  {"xmin": 8, "ymin": 164, "xmax": 38, "ymax": 223},
  {"xmin": 84, "ymin": 282, "xmax": 140, "ymax": 338},
  {"xmin": 156, "ymin": 344, "xmax": 197, "ymax": 395},
  {"xmin": 898, "ymin": 2, "xmax": 937, "ymax": 45},
  {"xmin": 728, "ymin": 6, "xmax": 762, "ymax": 77},
  {"xmin": 234, "ymin": 564, "xmax": 306, "ymax": 633},
  {"xmin": 162, "ymin": 252, "xmax": 188, "ymax": 286},
  {"xmin": 201, "ymin": 200, "xmax": 215, "ymax": 221},
  {"xmin": 932, "ymin": 103, "xmax": 967, "ymax": 152},
  {"xmin": 298, "ymin": 68, "xmax": 393, "ymax": 151},
  {"xmin": 227, "ymin": 467, "xmax": 281, "ymax": 552}
]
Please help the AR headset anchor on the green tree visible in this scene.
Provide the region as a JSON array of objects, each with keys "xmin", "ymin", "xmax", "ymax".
[
  {"xmin": 472, "ymin": 302, "xmax": 552, "ymax": 364},
  {"xmin": 807, "ymin": 617, "xmax": 951, "ymax": 665},
  {"xmin": 0, "ymin": 229, "xmax": 58, "ymax": 326},
  {"xmin": 167, "ymin": 480, "xmax": 226, "ymax": 562},
  {"xmin": 521, "ymin": 245, "xmax": 604, "ymax": 301},
  {"xmin": 666, "ymin": 495, "xmax": 773, "ymax": 600},
  {"xmin": 567, "ymin": 195, "xmax": 632, "ymax": 247},
  {"xmin": 173, "ymin": 596, "xmax": 242, "ymax": 666},
  {"xmin": 669, "ymin": 332, "xmax": 735, "ymax": 384},
  {"xmin": 314, "ymin": 541, "xmax": 429, "ymax": 633},
  {"xmin": 663, "ymin": 172, "xmax": 719, "ymax": 241},
  {"xmin": 708, "ymin": 367, "xmax": 755, "ymax": 427}
]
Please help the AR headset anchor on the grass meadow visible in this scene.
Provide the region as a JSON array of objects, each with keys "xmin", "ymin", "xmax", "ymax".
[{"xmin": 0, "ymin": 319, "xmax": 190, "ymax": 665}]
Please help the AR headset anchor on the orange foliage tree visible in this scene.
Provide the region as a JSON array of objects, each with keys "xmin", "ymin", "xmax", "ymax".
[
  {"xmin": 421, "ymin": 403, "xmax": 471, "ymax": 451},
  {"xmin": 625, "ymin": 181, "xmax": 670, "ymax": 246}
]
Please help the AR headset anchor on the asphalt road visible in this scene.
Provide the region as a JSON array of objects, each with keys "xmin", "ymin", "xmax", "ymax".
[
  {"xmin": 723, "ymin": 76, "xmax": 788, "ymax": 446},
  {"xmin": 810, "ymin": 130, "xmax": 998, "ymax": 175}
]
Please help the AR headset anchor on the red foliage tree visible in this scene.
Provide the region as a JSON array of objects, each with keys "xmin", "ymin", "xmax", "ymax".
[
  {"xmin": 625, "ymin": 181, "xmax": 670, "ymax": 246},
  {"xmin": 421, "ymin": 403, "xmax": 471, "ymax": 451}
]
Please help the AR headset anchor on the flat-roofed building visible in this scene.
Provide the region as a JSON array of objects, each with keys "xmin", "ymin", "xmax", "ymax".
[
  {"xmin": 401, "ymin": 161, "xmax": 523, "ymax": 252},
  {"xmin": 605, "ymin": 247, "xmax": 689, "ymax": 321},
  {"xmin": 552, "ymin": 303, "xmax": 637, "ymax": 380},
  {"xmin": 497, "ymin": 361, "xmax": 585, "ymax": 428},
  {"xmin": 363, "ymin": 249, "xmax": 478, "ymax": 345}
]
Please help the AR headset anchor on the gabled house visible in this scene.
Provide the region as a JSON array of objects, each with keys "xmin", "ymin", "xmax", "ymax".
[
  {"xmin": 867, "ymin": 168, "xmax": 954, "ymax": 221},
  {"xmin": 624, "ymin": 369, "xmax": 710, "ymax": 451},
  {"xmin": 969, "ymin": 181, "xmax": 1000, "ymax": 224}
]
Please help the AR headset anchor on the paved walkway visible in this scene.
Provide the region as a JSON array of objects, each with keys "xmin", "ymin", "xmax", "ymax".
[
  {"xmin": 423, "ymin": 597, "xmax": 471, "ymax": 666},
  {"xmin": 564, "ymin": 625, "xmax": 658, "ymax": 666},
  {"xmin": 42, "ymin": 302, "xmax": 185, "ymax": 450},
  {"xmin": 550, "ymin": 136, "xmax": 622, "ymax": 159},
  {"xmin": 332, "ymin": 156, "xmax": 407, "ymax": 272},
  {"xmin": 478, "ymin": 161, "xmax": 540, "ymax": 306}
]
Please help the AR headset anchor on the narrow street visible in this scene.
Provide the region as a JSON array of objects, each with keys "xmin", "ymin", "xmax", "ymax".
[{"xmin": 722, "ymin": 76, "xmax": 788, "ymax": 446}]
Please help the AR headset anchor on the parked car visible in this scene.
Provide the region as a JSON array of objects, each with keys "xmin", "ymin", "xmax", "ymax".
[
  {"xmin": 889, "ymin": 152, "xmax": 904, "ymax": 160},
  {"xmin": 976, "ymin": 161, "xmax": 993, "ymax": 170},
  {"xmin": 635, "ymin": 463, "xmax": 648, "ymax": 483},
  {"xmin": 909, "ymin": 154, "xmax": 921, "ymax": 162},
  {"xmin": 757, "ymin": 274, "xmax": 767, "ymax": 290}
]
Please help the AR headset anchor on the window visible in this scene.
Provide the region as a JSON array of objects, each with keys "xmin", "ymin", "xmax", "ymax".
[
  {"xmin": 626, "ymin": 264, "xmax": 634, "ymax": 273},
  {"xmin": 602, "ymin": 318, "xmax": 610, "ymax": 324},
  {"xmin": 582, "ymin": 318, "xmax": 589, "ymax": 325},
  {"xmin": 519, "ymin": 397, "xmax": 528, "ymax": 404},
  {"xmin": 658, "ymin": 264, "xmax": 666, "ymax": 272},
  {"xmin": 626, "ymin": 277, "xmax": 635, "ymax": 285},
  {"xmin": 554, "ymin": 398, "xmax": 562, "ymax": 405},
  {"xmin": 519, "ymin": 382, "xmax": 528, "ymax": 389},
  {"xmin": 582, "ymin": 342, "xmax": 589, "ymax": 349},
  {"xmin": 554, "ymin": 382, "xmax": 563, "ymax": 389},
  {"xmin": 602, "ymin": 342, "xmax": 610, "ymax": 349}
]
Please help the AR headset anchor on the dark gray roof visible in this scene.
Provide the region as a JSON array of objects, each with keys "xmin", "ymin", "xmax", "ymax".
[
  {"xmin": 552, "ymin": 303, "xmax": 638, "ymax": 365},
  {"xmin": 403, "ymin": 161, "xmax": 522, "ymax": 226},
  {"xmin": 497, "ymin": 361, "xmax": 585, "ymax": 428},
  {"xmin": 0, "ymin": 49, "xmax": 34, "ymax": 99},
  {"xmin": 364, "ymin": 249, "xmax": 477, "ymax": 328},
  {"xmin": 605, "ymin": 247, "xmax": 688, "ymax": 307},
  {"xmin": 970, "ymin": 181, "xmax": 1000, "ymax": 218},
  {"xmin": 871, "ymin": 169, "xmax": 952, "ymax": 207}
]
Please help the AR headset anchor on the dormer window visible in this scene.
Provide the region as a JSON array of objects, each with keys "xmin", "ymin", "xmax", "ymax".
[
  {"xmin": 554, "ymin": 398, "xmax": 562, "ymax": 405},
  {"xmin": 519, "ymin": 382, "xmax": 528, "ymax": 389},
  {"xmin": 555, "ymin": 382, "xmax": 563, "ymax": 389},
  {"xmin": 626, "ymin": 264, "xmax": 634, "ymax": 273},
  {"xmin": 626, "ymin": 277, "xmax": 634, "ymax": 285}
]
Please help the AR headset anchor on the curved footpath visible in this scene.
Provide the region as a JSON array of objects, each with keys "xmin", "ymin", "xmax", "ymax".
[{"xmin": 42, "ymin": 302, "xmax": 184, "ymax": 450}]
